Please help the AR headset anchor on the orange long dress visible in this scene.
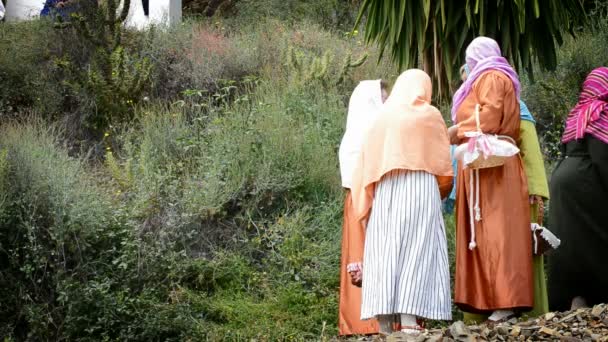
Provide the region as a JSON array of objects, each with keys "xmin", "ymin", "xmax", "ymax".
[
  {"xmin": 338, "ymin": 190, "xmax": 378, "ymax": 335},
  {"xmin": 454, "ymin": 70, "xmax": 533, "ymax": 313}
]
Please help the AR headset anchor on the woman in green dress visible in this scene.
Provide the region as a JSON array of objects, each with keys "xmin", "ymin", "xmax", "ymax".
[
  {"xmin": 548, "ymin": 67, "xmax": 608, "ymax": 311},
  {"xmin": 458, "ymin": 64, "xmax": 550, "ymax": 323}
]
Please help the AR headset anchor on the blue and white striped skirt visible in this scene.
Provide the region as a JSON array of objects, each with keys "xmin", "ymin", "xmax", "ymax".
[{"xmin": 361, "ymin": 169, "xmax": 452, "ymax": 321}]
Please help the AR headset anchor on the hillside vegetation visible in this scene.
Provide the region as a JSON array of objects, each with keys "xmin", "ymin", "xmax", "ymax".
[{"xmin": 0, "ymin": 1, "xmax": 606, "ymax": 340}]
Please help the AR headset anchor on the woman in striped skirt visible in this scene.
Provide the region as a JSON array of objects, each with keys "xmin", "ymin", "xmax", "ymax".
[{"xmin": 351, "ymin": 69, "xmax": 454, "ymax": 335}]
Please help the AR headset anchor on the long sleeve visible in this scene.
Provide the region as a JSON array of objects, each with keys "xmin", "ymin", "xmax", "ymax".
[
  {"xmin": 437, "ymin": 175, "xmax": 453, "ymax": 200},
  {"xmin": 346, "ymin": 214, "xmax": 366, "ymax": 265},
  {"xmin": 456, "ymin": 71, "xmax": 519, "ymax": 141}
]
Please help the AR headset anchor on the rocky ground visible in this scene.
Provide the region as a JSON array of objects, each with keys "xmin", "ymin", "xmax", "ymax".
[{"xmin": 343, "ymin": 304, "xmax": 608, "ymax": 342}]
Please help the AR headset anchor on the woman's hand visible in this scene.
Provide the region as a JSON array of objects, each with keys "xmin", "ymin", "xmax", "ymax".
[
  {"xmin": 349, "ymin": 269, "xmax": 362, "ymax": 287},
  {"xmin": 448, "ymin": 125, "xmax": 460, "ymax": 145}
]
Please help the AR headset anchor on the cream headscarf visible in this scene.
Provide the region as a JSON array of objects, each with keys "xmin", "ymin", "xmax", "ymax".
[
  {"xmin": 338, "ymin": 80, "xmax": 384, "ymax": 189},
  {"xmin": 351, "ymin": 69, "xmax": 453, "ymax": 223}
]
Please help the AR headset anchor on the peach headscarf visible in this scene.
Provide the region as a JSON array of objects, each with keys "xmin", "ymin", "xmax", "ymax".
[{"xmin": 351, "ymin": 69, "xmax": 453, "ymax": 223}]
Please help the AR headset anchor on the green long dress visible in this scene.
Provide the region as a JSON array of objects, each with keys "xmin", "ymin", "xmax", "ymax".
[
  {"xmin": 463, "ymin": 120, "xmax": 549, "ymax": 323},
  {"xmin": 548, "ymin": 135, "xmax": 608, "ymax": 311}
]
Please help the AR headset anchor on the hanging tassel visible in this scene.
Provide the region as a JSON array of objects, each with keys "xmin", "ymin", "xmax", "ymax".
[
  {"xmin": 468, "ymin": 169, "xmax": 477, "ymax": 250},
  {"xmin": 474, "ymin": 169, "xmax": 482, "ymax": 222}
]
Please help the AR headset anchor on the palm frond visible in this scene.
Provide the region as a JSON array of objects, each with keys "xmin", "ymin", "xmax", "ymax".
[{"xmin": 356, "ymin": 0, "xmax": 587, "ymax": 100}]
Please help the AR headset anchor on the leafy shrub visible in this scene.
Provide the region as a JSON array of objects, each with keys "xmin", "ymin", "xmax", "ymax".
[
  {"xmin": 522, "ymin": 22, "xmax": 608, "ymax": 163},
  {"xmin": 0, "ymin": 14, "xmax": 431, "ymax": 340},
  {"xmin": 0, "ymin": 120, "xmax": 126, "ymax": 339},
  {"xmin": 0, "ymin": 21, "xmax": 64, "ymax": 118},
  {"xmin": 235, "ymin": 0, "xmax": 361, "ymax": 30}
]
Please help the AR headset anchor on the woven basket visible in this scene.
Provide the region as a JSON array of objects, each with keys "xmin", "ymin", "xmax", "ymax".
[
  {"xmin": 531, "ymin": 224, "xmax": 561, "ymax": 255},
  {"xmin": 459, "ymin": 104, "xmax": 517, "ymax": 170},
  {"xmin": 467, "ymin": 154, "xmax": 509, "ymax": 169}
]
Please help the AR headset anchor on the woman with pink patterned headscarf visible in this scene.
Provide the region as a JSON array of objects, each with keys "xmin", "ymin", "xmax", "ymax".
[
  {"xmin": 548, "ymin": 67, "xmax": 608, "ymax": 312},
  {"xmin": 448, "ymin": 37, "xmax": 533, "ymax": 323}
]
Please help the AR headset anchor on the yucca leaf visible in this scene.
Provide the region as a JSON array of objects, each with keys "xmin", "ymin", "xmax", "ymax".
[{"xmin": 356, "ymin": 0, "xmax": 587, "ymax": 99}]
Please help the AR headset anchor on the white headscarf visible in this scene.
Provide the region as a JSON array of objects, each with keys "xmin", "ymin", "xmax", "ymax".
[
  {"xmin": 0, "ymin": 0, "xmax": 5, "ymax": 21},
  {"xmin": 339, "ymin": 79, "xmax": 384, "ymax": 189}
]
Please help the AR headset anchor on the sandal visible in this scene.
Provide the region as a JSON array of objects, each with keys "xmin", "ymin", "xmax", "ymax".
[
  {"xmin": 485, "ymin": 310, "xmax": 517, "ymax": 326},
  {"xmin": 400, "ymin": 324, "xmax": 424, "ymax": 335}
]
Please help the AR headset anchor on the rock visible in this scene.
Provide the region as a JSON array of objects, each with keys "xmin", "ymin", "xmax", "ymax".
[
  {"xmin": 426, "ymin": 335, "xmax": 444, "ymax": 342},
  {"xmin": 414, "ymin": 334, "xmax": 427, "ymax": 342},
  {"xmin": 592, "ymin": 305, "xmax": 605, "ymax": 318},
  {"xmin": 449, "ymin": 321, "xmax": 470, "ymax": 338},
  {"xmin": 539, "ymin": 327, "xmax": 558, "ymax": 336},
  {"xmin": 360, "ymin": 304, "xmax": 608, "ymax": 342},
  {"xmin": 560, "ymin": 312, "xmax": 579, "ymax": 323},
  {"xmin": 559, "ymin": 337, "xmax": 582, "ymax": 342},
  {"xmin": 518, "ymin": 320, "xmax": 536, "ymax": 327},
  {"xmin": 496, "ymin": 325, "xmax": 509, "ymax": 336}
]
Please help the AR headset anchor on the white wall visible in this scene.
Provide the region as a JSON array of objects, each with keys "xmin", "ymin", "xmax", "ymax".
[
  {"xmin": 4, "ymin": 0, "xmax": 182, "ymax": 27},
  {"xmin": 5, "ymin": 0, "xmax": 45, "ymax": 21},
  {"xmin": 124, "ymin": 0, "xmax": 148, "ymax": 29},
  {"xmin": 148, "ymin": 0, "xmax": 180, "ymax": 26}
]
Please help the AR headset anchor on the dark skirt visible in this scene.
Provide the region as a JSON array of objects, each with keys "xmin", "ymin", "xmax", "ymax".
[{"xmin": 548, "ymin": 136, "xmax": 608, "ymax": 311}]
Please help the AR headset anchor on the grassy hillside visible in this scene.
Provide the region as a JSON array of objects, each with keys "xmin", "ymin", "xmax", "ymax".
[{"xmin": 0, "ymin": 2, "xmax": 606, "ymax": 340}]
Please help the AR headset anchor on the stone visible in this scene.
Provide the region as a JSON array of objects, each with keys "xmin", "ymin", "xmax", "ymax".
[
  {"xmin": 592, "ymin": 305, "xmax": 605, "ymax": 318},
  {"xmin": 561, "ymin": 312, "xmax": 579, "ymax": 323},
  {"xmin": 539, "ymin": 327, "xmax": 558, "ymax": 336},
  {"xmin": 426, "ymin": 335, "xmax": 444, "ymax": 342},
  {"xmin": 449, "ymin": 321, "xmax": 470, "ymax": 338},
  {"xmin": 496, "ymin": 326, "xmax": 509, "ymax": 336},
  {"xmin": 361, "ymin": 305, "xmax": 608, "ymax": 342},
  {"xmin": 559, "ymin": 337, "xmax": 583, "ymax": 342}
]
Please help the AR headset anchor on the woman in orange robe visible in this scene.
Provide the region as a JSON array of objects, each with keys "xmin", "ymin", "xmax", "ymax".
[
  {"xmin": 337, "ymin": 80, "xmax": 388, "ymax": 335},
  {"xmin": 449, "ymin": 37, "xmax": 533, "ymax": 322}
]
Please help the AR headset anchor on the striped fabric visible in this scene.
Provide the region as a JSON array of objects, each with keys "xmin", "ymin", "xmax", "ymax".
[
  {"xmin": 360, "ymin": 170, "xmax": 452, "ymax": 321},
  {"xmin": 562, "ymin": 67, "xmax": 608, "ymax": 144}
]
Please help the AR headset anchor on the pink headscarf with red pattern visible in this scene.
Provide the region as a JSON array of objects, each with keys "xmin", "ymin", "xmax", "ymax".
[{"xmin": 562, "ymin": 67, "xmax": 608, "ymax": 144}]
